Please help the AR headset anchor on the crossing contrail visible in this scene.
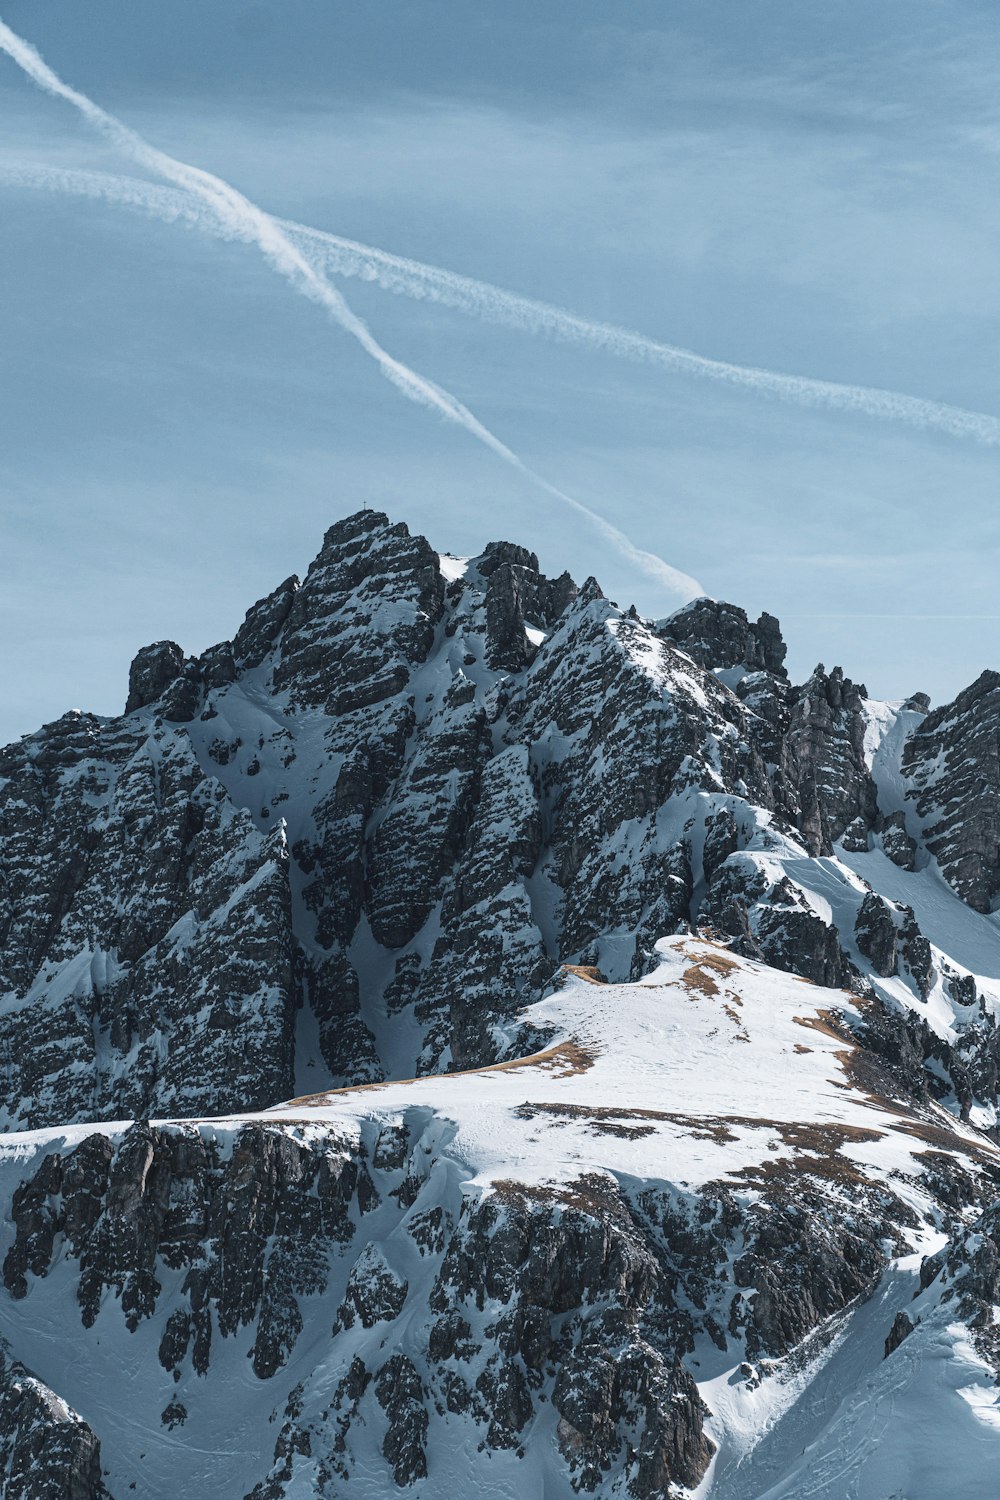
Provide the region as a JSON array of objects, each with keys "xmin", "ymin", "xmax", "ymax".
[
  {"xmin": 5, "ymin": 160, "xmax": 1000, "ymax": 449},
  {"xmin": 0, "ymin": 19, "xmax": 702, "ymax": 603}
]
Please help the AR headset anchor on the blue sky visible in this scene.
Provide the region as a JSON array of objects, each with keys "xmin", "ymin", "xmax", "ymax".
[{"xmin": 1, "ymin": 1, "xmax": 999, "ymax": 742}]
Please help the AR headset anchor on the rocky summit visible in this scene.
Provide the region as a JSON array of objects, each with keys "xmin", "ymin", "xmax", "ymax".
[{"xmin": 2, "ymin": 508, "xmax": 1000, "ymax": 1498}]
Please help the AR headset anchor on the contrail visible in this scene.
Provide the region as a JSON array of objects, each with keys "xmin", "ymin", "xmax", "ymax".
[
  {"xmin": 0, "ymin": 20, "xmax": 701, "ymax": 603},
  {"xmin": 5, "ymin": 162, "xmax": 1000, "ymax": 450}
]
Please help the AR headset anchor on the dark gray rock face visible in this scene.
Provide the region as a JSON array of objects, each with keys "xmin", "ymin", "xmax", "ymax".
[
  {"xmin": 0, "ymin": 511, "xmax": 763, "ymax": 1117},
  {"xmin": 884, "ymin": 1309, "xmax": 914, "ymax": 1358},
  {"xmin": 902, "ymin": 670, "xmax": 1000, "ymax": 911},
  {"xmin": 4, "ymin": 1120, "xmax": 368, "ymax": 1383},
  {"xmin": 502, "ymin": 596, "xmax": 772, "ymax": 978},
  {"xmin": 850, "ymin": 892, "xmax": 934, "ymax": 1002},
  {"xmin": 731, "ymin": 1195, "xmax": 889, "ymax": 1362},
  {"xmin": 375, "ymin": 1356, "xmax": 428, "ymax": 1486},
  {"xmin": 424, "ymin": 1178, "xmax": 717, "ymax": 1496},
  {"xmin": 880, "ymin": 810, "xmax": 918, "ymax": 870},
  {"xmin": 0, "ymin": 1340, "xmax": 110, "ymax": 1500},
  {"xmin": 337, "ymin": 1244, "xmax": 409, "ymax": 1330},
  {"xmin": 855, "ymin": 892, "xmax": 899, "ymax": 978},
  {"xmin": 0, "ymin": 714, "xmax": 297, "ymax": 1126},
  {"xmin": 249, "ymin": 1157, "xmax": 905, "ymax": 1499},
  {"xmin": 472, "ymin": 540, "xmax": 578, "ymax": 672},
  {"xmin": 233, "ymin": 576, "xmax": 299, "ymax": 670},
  {"xmin": 125, "ymin": 640, "xmax": 185, "ymax": 714},
  {"xmin": 705, "ymin": 868, "xmax": 854, "ymax": 989},
  {"xmin": 751, "ymin": 875, "xmax": 851, "ymax": 988},
  {"xmin": 779, "ymin": 665, "xmax": 876, "ymax": 856},
  {"xmin": 931, "ymin": 1195, "xmax": 1000, "ymax": 1376},
  {"xmin": 659, "ymin": 600, "xmax": 792, "ymax": 776},
  {"xmin": 365, "ymin": 686, "xmax": 489, "ymax": 952},
  {"xmin": 840, "ymin": 815, "xmax": 870, "ymax": 853},
  {"xmin": 658, "ymin": 607, "xmax": 880, "ymax": 864},
  {"xmin": 274, "ymin": 511, "xmax": 445, "ymax": 715},
  {"xmin": 661, "ymin": 599, "xmax": 787, "ymax": 678}
]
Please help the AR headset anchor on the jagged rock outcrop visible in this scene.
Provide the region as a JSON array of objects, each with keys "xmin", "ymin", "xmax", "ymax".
[
  {"xmin": 778, "ymin": 665, "xmax": 876, "ymax": 856},
  {"xmin": 125, "ymin": 640, "xmax": 185, "ymax": 714},
  {"xmin": 375, "ymin": 1356, "xmax": 428, "ymax": 1486},
  {"xmin": 661, "ymin": 598, "xmax": 787, "ymax": 678},
  {"xmin": 884, "ymin": 1309, "xmax": 914, "ymax": 1358},
  {"xmin": 0, "ymin": 715, "xmax": 297, "ymax": 1126},
  {"xmin": 0, "ymin": 514, "xmax": 754, "ymax": 1116},
  {"xmin": 3, "ymin": 1120, "xmax": 369, "ymax": 1383},
  {"xmin": 879, "ymin": 809, "xmax": 918, "ymax": 870},
  {"xmin": 0, "ymin": 1340, "xmax": 110, "ymax": 1500},
  {"xmin": 658, "ymin": 605, "xmax": 879, "ymax": 862},
  {"xmin": 902, "ymin": 670, "xmax": 1000, "ymax": 911},
  {"xmin": 233, "ymin": 576, "xmax": 299, "ymax": 670},
  {"xmin": 274, "ymin": 512, "xmax": 446, "ymax": 715},
  {"xmin": 855, "ymin": 892, "xmax": 899, "ymax": 977}
]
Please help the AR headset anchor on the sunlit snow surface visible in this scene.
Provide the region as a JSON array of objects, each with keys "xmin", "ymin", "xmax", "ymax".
[
  {"xmin": 3, "ymin": 935, "xmax": 999, "ymax": 1497},
  {"xmin": 269, "ymin": 937, "xmax": 992, "ymax": 1197}
]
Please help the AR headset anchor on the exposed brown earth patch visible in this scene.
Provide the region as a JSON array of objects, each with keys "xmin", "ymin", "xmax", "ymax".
[
  {"xmin": 278, "ymin": 1037, "xmax": 597, "ymax": 1109},
  {"xmin": 515, "ymin": 1103, "xmax": 885, "ymax": 1165},
  {"xmin": 679, "ymin": 949, "xmax": 741, "ymax": 998},
  {"xmin": 561, "ymin": 964, "xmax": 609, "ymax": 985},
  {"xmin": 490, "ymin": 1171, "xmax": 637, "ymax": 1224},
  {"xmin": 515, "ymin": 1100, "xmax": 741, "ymax": 1144},
  {"xmin": 500, "ymin": 1039, "xmax": 597, "ymax": 1077}
]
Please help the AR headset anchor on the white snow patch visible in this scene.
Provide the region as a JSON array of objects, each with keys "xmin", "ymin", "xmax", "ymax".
[{"xmin": 438, "ymin": 553, "xmax": 470, "ymax": 583}]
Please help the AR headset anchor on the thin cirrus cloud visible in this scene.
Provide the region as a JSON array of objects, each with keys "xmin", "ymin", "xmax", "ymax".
[
  {"xmin": 0, "ymin": 15, "xmax": 702, "ymax": 604},
  {"xmin": 6, "ymin": 159, "xmax": 1000, "ymax": 454}
]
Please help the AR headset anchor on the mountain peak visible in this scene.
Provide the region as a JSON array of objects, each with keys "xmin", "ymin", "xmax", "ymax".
[{"xmin": 3, "ymin": 508, "xmax": 1000, "ymax": 1496}]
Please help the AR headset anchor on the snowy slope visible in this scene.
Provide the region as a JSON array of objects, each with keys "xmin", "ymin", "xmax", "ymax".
[
  {"xmin": 2, "ymin": 938, "xmax": 1000, "ymax": 1498},
  {"xmin": 266, "ymin": 936, "xmax": 991, "ymax": 1200}
]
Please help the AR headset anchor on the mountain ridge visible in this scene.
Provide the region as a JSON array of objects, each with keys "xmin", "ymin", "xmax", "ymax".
[{"xmin": 2, "ymin": 507, "xmax": 1000, "ymax": 1497}]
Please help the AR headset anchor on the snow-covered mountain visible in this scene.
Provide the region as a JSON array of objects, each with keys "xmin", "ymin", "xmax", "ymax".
[{"xmin": 3, "ymin": 508, "xmax": 1000, "ymax": 1498}]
